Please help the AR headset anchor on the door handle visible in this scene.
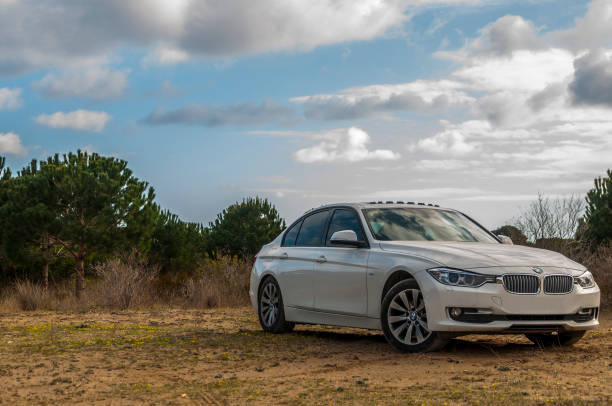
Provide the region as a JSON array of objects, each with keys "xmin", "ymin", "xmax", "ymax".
[
  {"xmin": 279, "ymin": 253, "xmax": 288, "ymax": 260},
  {"xmin": 316, "ymin": 255, "xmax": 327, "ymax": 263}
]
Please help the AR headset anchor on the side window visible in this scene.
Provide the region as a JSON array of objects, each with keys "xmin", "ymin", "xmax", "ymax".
[
  {"xmin": 295, "ymin": 210, "xmax": 329, "ymax": 247},
  {"xmin": 326, "ymin": 209, "xmax": 364, "ymax": 244},
  {"xmin": 283, "ymin": 220, "xmax": 302, "ymax": 246}
]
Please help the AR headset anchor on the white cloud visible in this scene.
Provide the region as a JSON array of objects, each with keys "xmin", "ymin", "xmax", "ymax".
[
  {"xmin": 408, "ymin": 118, "xmax": 612, "ymax": 180},
  {"xmin": 144, "ymin": 100, "xmax": 294, "ymax": 127},
  {"xmin": 293, "ymin": 79, "xmax": 474, "ymax": 119},
  {"xmin": 0, "ymin": 0, "xmax": 494, "ymax": 75},
  {"xmin": 175, "ymin": 1, "xmax": 408, "ymax": 56},
  {"xmin": 33, "ymin": 66, "xmax": 128, "ymax": 100},
  {"xmin": 0, "ymin": 87, "xmax": 22, "ymax": 110},
  {"xmin": 547, "ymin": 0, "xmax": 612, "ymax": 52},
  {"xmin": 410, "ymin": 124, "xmax": 477, "ymax": 156},
  {"xmin": 294, "ymin": 127, "xmax": 400, "ymax": 163},
  {"xmin": 0, "ymin": 132, "xmax": 26, "ymax": 155},
  {"xmin": 451, "ymin": 49, "xmax": 574, "ymax": 93},
  {"xmin": 293, "ymin": 47, "xmax": 574, "ymax": 122},
  {"xmin": 35, "ymin": 110, "xmax": 111, "ymax": 132},
  {"xmin": 142, "ymin": 43, "xmax": 190, "ymax": 66},
  {"xmin": 461, "ymin": 15, "xmax": 543, "ymax": 57},
  {"xmin": 569, "ymin": 49, "xmax": 612, "ymax": 107}
]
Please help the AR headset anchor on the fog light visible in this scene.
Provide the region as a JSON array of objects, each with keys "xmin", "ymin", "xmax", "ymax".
[{"xmin": 450, "ymin": 308, "xmax": 462, "ymax": 318}]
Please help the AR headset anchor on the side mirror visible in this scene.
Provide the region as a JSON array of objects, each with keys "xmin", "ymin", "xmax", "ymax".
[
  {"xmin": 497, "ymin": 235, "xmax": 513, "ymax": 245},
  {"xmin": 330, "ymin": 230, "xmax": 366, "ymax": 247}
]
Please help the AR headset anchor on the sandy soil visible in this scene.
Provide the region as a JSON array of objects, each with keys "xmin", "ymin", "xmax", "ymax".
[{"xmin": 0, "ymin": 307, "xmax": 610, "ymax": 405}]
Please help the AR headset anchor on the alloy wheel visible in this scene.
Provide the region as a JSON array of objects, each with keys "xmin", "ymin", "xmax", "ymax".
[
  {"xmin": 260, "ymin": 281, "xmax": 279, "ymax": 327},
  {"xmin": 387, "ymin": 288, "xmax": 431, "ymax": 345}
]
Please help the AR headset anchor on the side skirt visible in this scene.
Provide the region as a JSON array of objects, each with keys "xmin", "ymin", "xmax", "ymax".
[{"xmin": 285, "ymin": 306, "xmax": 381, "ymax": 330}]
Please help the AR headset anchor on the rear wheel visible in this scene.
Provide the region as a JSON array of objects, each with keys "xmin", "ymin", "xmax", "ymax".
[
  {"xmin": 381, "ymin": 279, "xmax": 448, "ymax": 352},
  {"xmin": 258, "ymin": 277, "xmax": 294, "ymax": 334},
  {"xmin": 525, "ymin": 331, "xmax": 586, "ymax": 347}
]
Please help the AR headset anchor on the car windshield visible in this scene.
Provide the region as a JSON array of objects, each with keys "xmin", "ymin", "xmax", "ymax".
[{"xmin": 363, "ymin": 208, "xmax": 498, "ymax": 243}]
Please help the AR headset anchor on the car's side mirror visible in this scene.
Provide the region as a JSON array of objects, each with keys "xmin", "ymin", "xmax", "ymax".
[
  {"xmin": 497, "ymin": 235, "xmax": 513, "ymax": 245},
  {"xmin": 330, "ymin": 230, "xmax": 366, "ymax": 247}
]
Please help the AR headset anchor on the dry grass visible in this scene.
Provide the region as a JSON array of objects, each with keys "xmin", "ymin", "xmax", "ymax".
[
  {"xmin": 1, "ymin": 281, "xmax": 85, "ymax": 313},
  {"xmin": 93, "ymin": 255, "xmax": 159, "ymax": 309},
  {"xmin": 535, "ymin": 241, "xmax": 612, "ymax": 307},
  {"xmin": 181, "ymin": 256, "xmax": 251, "ymax": 308},
  {"xmin": 1, "ymin": 255, "xmax": 251, "ymax": 312},
  {"xmin": 575, "ymin": 243, "xmax": 612, "ymax": 306},
  {"xmin": 0, "ymin": 308, "xmax": 610, "ymax": 405},
  {"xmin": 13, "ymin": 280, "xmax": 48, "ymax": 311}
]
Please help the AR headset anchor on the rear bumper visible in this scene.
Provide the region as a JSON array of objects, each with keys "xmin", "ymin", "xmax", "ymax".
[{"xmin": 417, "ymin": 272, "xmax": 600, "ymax": 333}]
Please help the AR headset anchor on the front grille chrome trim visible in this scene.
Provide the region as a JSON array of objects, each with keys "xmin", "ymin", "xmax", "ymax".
[
  {"xmin": 497, "ymin": 274, "xmax": 540, "ymax": 294},
  {"xmin": 543, "ymin": 274, "xmax": 574, "ymax": 295}
]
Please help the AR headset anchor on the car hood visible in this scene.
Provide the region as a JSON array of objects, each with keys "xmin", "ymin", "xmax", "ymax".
[{"xmin": 379, "ymin": 241, "xmax": 586, "ymax": 274}]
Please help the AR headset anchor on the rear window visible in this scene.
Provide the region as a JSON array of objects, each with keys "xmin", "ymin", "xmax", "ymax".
[
  {"xmin": 295, "ymin": 210, "xmax": 329, "ymax": 247},
  {"xmin": 282, "ymin": 220, "xmax": 302, "ymax": 246}
]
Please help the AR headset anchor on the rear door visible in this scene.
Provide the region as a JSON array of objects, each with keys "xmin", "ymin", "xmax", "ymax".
[
  {"xmin": 276, "ymin": 210, "xmax": 330, "ymax": 310},
  {"xmin": 313, "ymin": 208, "xmax": 369, "ymax": 316}
]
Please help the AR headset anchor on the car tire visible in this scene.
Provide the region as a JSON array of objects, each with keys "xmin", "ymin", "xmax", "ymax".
[
  {"xmin": 381, "ymin": 279, "xmax": 448, "ymax": 353},
  {"xmin": 258, "ymin": 277, "xmax": 295, "ymax": 334},
  {"xmin": 525, "ymin": 331, "xmax": 586, "ymax": 347}
]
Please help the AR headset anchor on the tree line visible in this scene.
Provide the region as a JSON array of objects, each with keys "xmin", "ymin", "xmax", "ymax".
[
  {"xmin": 0, "ymin": 152, "xmax": 285, "ymax": 298},
  {"xmin": 2, "ymin": 151, "xmax": 609, "ymax": 299}
]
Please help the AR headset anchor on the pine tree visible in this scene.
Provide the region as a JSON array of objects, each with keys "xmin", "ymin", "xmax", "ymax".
[
  {"xmin": 209, "ymin": 197, "xmax": 285, "ymax": 259},
  {"xmin": 583, "ymin": 169, "xmax": 612, "ymax": 246},
  {"xmin": 36, "ymin": 151, "xmax": 157, "ymax": 298},
  {"xmin": 0, "ymin": 159, "xmax": 61, "ymax": 289}
]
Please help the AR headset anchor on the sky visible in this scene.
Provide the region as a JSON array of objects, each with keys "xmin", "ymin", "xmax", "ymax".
[{"xmin": 1, "ymin": 0, "xmax": 611, "ymax": 229}]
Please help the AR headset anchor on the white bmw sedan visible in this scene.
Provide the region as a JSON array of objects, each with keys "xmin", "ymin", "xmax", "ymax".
[{"xmin": 249, "ymin": 202, "xmax": 600, "ymax": 352}]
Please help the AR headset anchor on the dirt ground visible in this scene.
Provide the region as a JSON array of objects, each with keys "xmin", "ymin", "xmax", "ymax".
[{"xmin": 0, "ymin": 307, "xmax": 610, "ymax": 405}]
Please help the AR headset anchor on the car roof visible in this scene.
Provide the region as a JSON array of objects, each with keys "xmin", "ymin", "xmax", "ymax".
[{"xmin": 302, "ymin": 201, "xmax": 450, "ymax": 215}]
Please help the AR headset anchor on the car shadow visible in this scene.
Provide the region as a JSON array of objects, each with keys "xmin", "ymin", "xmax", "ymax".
[
  {"xmin": 292, "ymin": 329, "xmax": 388, "ymax": 344},
  {"xmin": 443, "ymin": 337, "xmax": 537, "ymax": 354},
  {"xmin": 285, "ymin": 327, "xmax": 567, "ymax": 354}
]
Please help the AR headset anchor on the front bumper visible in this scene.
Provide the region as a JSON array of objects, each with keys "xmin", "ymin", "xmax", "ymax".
[{"xmin": 418, "ymin": 273, "xmax": 600, "ymax": 333}]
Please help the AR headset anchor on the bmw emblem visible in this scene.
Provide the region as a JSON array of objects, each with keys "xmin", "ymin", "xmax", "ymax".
[{"xmin": 532, "ymin": 267, "xmax": 543, "ymax": 274}]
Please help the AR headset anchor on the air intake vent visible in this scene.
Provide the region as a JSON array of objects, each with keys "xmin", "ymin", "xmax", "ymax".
[
  {"xmin": 543, "ymin": 275, "xmax": 573, "ymax": 294},
  {"xmin": 502, "ymin": 274, "xmax": 539, "ymax": 294}
]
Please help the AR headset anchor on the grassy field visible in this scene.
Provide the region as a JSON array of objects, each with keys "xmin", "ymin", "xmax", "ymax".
[{"xmin": 0, "ymin": 308, "xmax": 610, "ymax": 405}]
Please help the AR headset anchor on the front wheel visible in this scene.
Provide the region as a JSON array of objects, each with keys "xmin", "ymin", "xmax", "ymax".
[
  {"xmin": 381, "ymin": 279, "xmax": 448, "ymax": 352},
  {"xmin": 525, "ymin": 331, "xmax": 586, "ymax": 347},
  {"xmin": 258, "ymin": 277, "xmax": 294, "ymax": 334}
]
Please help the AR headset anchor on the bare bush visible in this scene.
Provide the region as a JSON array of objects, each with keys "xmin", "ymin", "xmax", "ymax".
[
  {"xmin": 515, "ymin": 193, "xmax": 584, "ymax": 242},
  {"xmin": 93, "ymin": 255, "xmax": 159, "ymax": 309},
  {"xmin": 180, "ymin": 256, "xmax": 251, "ymax": 309},
  {"xmin": 567, "ymin": 242, "xmax": 612, "ymax": 307},
  {"xmin": 4, "ymin": 255, "xmax": 252, "ymax": 311},
  {"xmin": 13, "ymin": 280, "xmax": 48, "ymax": 311},
  {"xmin": 2, "ymin": 281, "xmax": 88, "ymax": 312}
]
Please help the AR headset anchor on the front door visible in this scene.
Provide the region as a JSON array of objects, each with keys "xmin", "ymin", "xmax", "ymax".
[{"xmin": 313, "ymin": 208, "xmax": 369, "ymax": 316}]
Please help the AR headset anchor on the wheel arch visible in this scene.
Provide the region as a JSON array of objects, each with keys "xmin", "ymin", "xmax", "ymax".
[
  {"xmin": 257, "ymin": 272, "xmax": 278, "ymax": 296},
  {"xmin": 381, "ymin": 269, "xmax": 417, "ymax": 303}
]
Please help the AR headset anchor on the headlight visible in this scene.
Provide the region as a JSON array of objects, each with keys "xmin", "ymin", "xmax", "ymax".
[
  {"xmin": 574, "ymin": 270, "xmax": 596, "ymax": 289},
  {"xmin": 427, "ymin": 268, "xmax": 495, "ymax": 288}
]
